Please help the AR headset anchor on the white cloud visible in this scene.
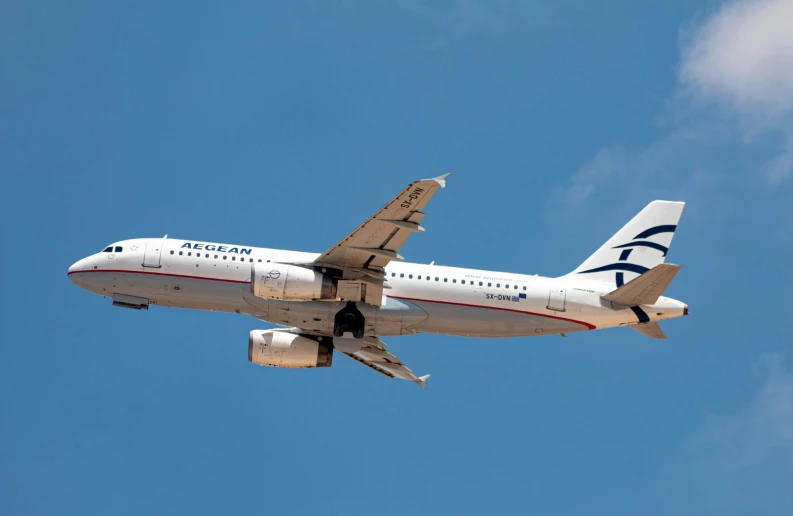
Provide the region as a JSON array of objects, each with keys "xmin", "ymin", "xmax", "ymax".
[
  {"xmin": 680, "ymin": 0, "xmax": 793, "ymax": 117},
  {"xmin": 561, "ymin": 0, "xmax": 793, "ymax": 203},
  {"xmin": 678, "ymin": 0, "xmax": 793, "ymax": 182},
  {"xmin": 555, "ymin": 125, "xmax": 725, "ymax": 222}
]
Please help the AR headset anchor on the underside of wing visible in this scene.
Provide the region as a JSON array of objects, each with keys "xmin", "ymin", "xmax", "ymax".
[
  {"xmin": 341, "ymin": 336, "xmax": 430, "ymax": 389},
  {"xmin": 315, "ymin": 174, "xmax": 448, "ymax": 271}
]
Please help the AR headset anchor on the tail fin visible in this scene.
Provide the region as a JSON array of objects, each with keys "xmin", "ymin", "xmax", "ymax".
[{"xmin": 566, "ymin": 201, "xmax": 685, "ymax": 286}]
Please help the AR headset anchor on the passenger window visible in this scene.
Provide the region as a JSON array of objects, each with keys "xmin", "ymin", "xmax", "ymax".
[
  {"xmin": 453, "ymin": 279, "xmax": 457, "ymax": 283},
  {"xmin": 427, "ymin": 276, "xmax": 430, "ymax": 281},
  {"xmin": 514, "ymin": 285, "xmax": 518, "ymax": 290},
  {"xmin": 188, "ymin": 252, "xmax": 192, "ymax": 256},
  {"xmin": 444, "ymin": 278, "xmax": 448, "ymax": 282},
  {"xmin": 179, "ymin": 251, "xmax": 183, "ymax": 256},
  {"xmin": 523, "ymin": 286, "xmax": 527, "ymax": 291},
  {"xmin": 223, "ymin": 256, "xmax": 227, "ymax": 260},
  {"xmin": 505, "ymin": 284, "xmax": 509, "ymax": 289},
  {"xmin": 391, "ymin": 273, "xmax": 396, "ymax": 277},
  {"xmin": 258, "ymin": 259, "xmax": 262, "ymax": 262},
  {"xmin": 114, "ymin": 246, "xmax": 122, "ymax": 253},
  {"xmin": 488, "ymin": 283, "xmax": 491, "ymax": 287},
  {"xmin": 215, "ymin": 255, "xmax": 218, "ymax": 259},
  {"xmin": 418, "ymin": 275, "xmax": 422, "ymax": 280},
  {"xmin": 435, "ymin": 277, "xmax": 439, "ymax": 281},
  {"xmin": 170, "ymin": 250, "xmax": 174, "ymax": 255},
  {"xmin": 409, "ymin": 274, "xmax": 413, "ymax": 279},
  {"xmin": 497, "ymin": 283, "xmax": 500, "ymax": 288},
  {"xmin": 479, "ymin": 282, "xmax": 483, "ymax": 286},
  {"xmin": 103, "ymin": 247, "xmax": 112, "ymax": 252},
  {"xmin": 400, "ymin": 273, "xmax": 404, "ymax": 278},
  {"xmin": 232, "ymin": 256, "xmax": 236, "ymax": 261},
  {"xmin": 206, "ymin": 254, "xmax": 209, "ymax": 258}
]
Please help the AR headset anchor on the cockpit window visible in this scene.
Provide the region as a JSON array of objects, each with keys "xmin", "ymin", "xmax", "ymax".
[
  {"xmin": 103, "ymin": 246, "xmax": 113, "ymax": 252},
  {"xmin": 114, "ymin": 246, "xmax": 123, "ymax": 253}
]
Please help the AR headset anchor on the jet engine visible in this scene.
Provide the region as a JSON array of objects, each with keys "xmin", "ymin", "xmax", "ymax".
[
  {"xmin": 248, "ymin": 330, "xmax": 333, "ymax": 368},
  {"xmin": 250, "ymin": 262, "xmax": 337, "ymax": 301}
]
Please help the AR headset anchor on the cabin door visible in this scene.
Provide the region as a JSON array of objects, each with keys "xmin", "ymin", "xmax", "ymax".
[
  {"xmin": 143, "ymin": 237, "xmax": 164, "ymax": 268},
  {"xmin": 547, "ymin": 287, "xmax": 567, "ymax": 312}
]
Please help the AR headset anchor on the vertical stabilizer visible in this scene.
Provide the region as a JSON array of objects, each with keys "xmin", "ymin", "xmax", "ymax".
[{"xmin": 566, "ymin": 201, "xmax": 684, "ymax": 286}]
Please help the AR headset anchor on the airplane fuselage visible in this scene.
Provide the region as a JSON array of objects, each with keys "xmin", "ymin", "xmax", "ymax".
[{"xmin": 68, "ymin": 238, "xmax": 687, "ymax": 338}]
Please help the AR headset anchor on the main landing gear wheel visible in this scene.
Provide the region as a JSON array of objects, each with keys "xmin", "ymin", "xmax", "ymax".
[{"xmin": 333, "ymin": 301, "xmax": 365, "ymax": 339}]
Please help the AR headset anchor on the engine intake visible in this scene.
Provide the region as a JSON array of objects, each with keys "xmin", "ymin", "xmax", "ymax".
[
  {"xmin": 248, "ymin": 330, "xmax": 333, "ymax": 368},
  {"xmin": 251, "ymin": 262, "xmax": 336, "ymax": 301}
]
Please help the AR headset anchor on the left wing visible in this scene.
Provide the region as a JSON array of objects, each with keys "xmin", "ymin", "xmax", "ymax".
[
  {"xmin": 341, "ymin": 336, "xmax": 430, "ymax": 389},
  {"xmin": 311, "ymin": 174, "xmax": 449, "ymax": 306}
]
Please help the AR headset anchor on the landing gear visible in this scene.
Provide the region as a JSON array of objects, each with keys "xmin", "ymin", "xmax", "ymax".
[{"xmin": 333, "ymin": 301, "xmax": 365, "ymax": 339}]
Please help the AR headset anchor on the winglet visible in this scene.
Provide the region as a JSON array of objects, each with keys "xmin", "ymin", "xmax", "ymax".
[
  {"xmin": 416, "ymin": 374, "xmax": 431, "ymax": 389},
  {"xmin": 424, "ymin": 173, "xmax": 451, "ymax": 188}
]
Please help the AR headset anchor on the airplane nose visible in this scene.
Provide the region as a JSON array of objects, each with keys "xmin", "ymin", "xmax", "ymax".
[
  {"xmin": 68, "ymin": 258, "xmax": 88, "ymax": 285},
  {"xmin": 684, "ymin": 304, "xmax": 689, "ymax": 316}
]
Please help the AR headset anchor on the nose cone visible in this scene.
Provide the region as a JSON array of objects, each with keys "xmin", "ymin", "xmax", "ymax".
[{"xmin": 68, "ymin": 258, "xmax": 90, "ymax": 286}]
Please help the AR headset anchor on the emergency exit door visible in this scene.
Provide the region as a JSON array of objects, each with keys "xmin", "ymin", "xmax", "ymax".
[{"xmin": 547, "ymin": 287, "xmax": 566, "ymax": 312}]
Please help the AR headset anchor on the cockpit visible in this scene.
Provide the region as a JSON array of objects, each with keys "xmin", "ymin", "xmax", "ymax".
[{"xmin": 102, "ymin": 245, "xmax": 124, "ymax": 253}]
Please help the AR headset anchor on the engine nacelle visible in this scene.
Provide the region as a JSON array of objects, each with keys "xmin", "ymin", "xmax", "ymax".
[
  {"xmin": 250, "ymin": 262, "xmax": 336, "ymax": 301},
  {"xmin": 248, "ymin": 330, "xmax": 333, "ymax": 368}
]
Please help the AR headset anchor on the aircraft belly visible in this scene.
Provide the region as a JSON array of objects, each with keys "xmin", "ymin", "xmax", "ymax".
[
  {"xmin": 407, "ymin": 300, "xmax": 588, "ymax": 337},
  {"xmin": 253, "ymin": 297, "xmax": 428, "ymax": 336},
  {"xmin": 100, "ymin": 273, "xmax": 247, "ymax": 313}
]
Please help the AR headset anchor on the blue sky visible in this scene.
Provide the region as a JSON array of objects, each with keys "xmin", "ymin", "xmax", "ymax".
[{"xmin": 2, "ymin": 1, "xmax": 793, "ymax": 514}]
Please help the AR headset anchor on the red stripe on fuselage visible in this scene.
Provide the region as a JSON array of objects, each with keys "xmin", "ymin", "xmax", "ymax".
[
  {"xmin": 68, "ymin": 269, "xmax": 596, "ymax": 329},
  {"xmin": 67, "ymin": 269, "xmax": 249, "ymax": 284},
  {"xmin": 392, "ymin": 296, "xmax": 596, "ymax": 330}
]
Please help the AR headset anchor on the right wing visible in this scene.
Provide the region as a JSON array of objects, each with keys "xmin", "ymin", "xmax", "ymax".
[
  {"xmin": 309, "ymin": 174, "xmax": 450, "ymax": 306},
  {"xmin": 341, "ymin": 336, "xmax": 430, "ymax": 389}
]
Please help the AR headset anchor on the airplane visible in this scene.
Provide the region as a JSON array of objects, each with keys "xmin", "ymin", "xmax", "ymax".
[{"xmin": 68, "ymin": 175, "xmax": 688, "ymax": 388}]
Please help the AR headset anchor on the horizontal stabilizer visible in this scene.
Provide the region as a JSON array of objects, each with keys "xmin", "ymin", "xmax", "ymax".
[
  {"xmin": 603, "ymin": 264, "xmax": 681, "ymax": 306},
  {"xmin": 629, "ymin": 322, "xmax": 667, "ymax": 340}
]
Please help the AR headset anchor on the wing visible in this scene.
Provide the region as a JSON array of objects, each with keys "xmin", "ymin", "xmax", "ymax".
[
  {"xmin": 312, "ymin": 174, "xmax": 449, "ymax": 306},
  {"xmin": 262, "ymin": 328, "xmax": 430, "ymax": 388},
  {"xmin": 341, "ymin": 336, "xmax": 430, "ymax": 389}
]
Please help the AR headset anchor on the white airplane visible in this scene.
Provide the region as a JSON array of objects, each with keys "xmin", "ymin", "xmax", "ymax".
[{"xmin": 68, "ymin": 175, "xmax": 688, "ymax": 388}]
